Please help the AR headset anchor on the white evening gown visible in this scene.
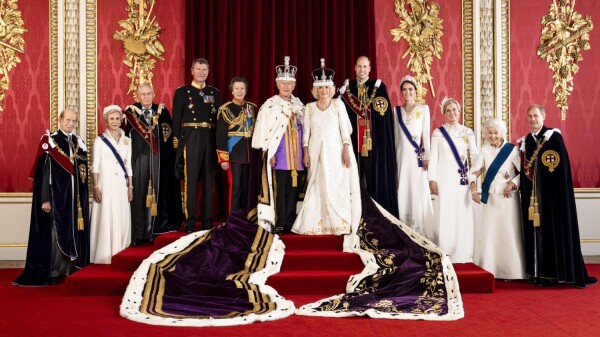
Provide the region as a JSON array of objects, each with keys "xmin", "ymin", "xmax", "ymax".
[
  {"xmin": 428, "ymin": 124, "xmax": 478, "ymax": 263},
  {"xmin": 292, "ymin": 99, "xmax": 360, "ymax": 240},
  {"xmin": 392, "ymin": 104, "xmax": 434, "ymax": 239},
  {"xmin": 90, "ymin": 129, "xmax": 132, "ymax": 264},
  {"xmin": 472, "ymin": 142, "xmax": 526, "ymax": 279}
]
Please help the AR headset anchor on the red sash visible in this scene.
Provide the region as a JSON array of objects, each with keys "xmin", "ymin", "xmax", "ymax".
[
  {"xmin": 29, "ymin": 134, "xmax": 75, "ymax": 178},
  {"xmin": 124, "ymin": 108, "xmax": 158, "ymax": 154},
  {"xmin": 341, "ymin": 91, "xmax": 370, "ymax": 150}
]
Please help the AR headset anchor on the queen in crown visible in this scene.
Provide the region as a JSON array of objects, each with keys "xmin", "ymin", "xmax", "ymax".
[{"xmin": 292, "ymin": 59, "xmax": 360, "ymax": 249}]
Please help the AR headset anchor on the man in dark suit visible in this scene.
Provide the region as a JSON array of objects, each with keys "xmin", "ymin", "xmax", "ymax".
[
  {"xmin": 519, "ymin": 104, "xmax": 596, "ymax": 287},
  {"xmin": 124, "ymin": 83, "xmax": 182, "ymax": 245},
  {"xmin": 172, "ymin": 58, "xmax": 221, "ymax": 232},
  {"xmin": 339, "ymin": 56, "xmax": 398, "ymax": 217},
  {"xmin": 13, "ymin": 108, "xmax": 90, "ymax": 286}
]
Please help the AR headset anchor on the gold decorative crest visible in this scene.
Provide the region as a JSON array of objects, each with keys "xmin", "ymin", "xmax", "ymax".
[
  {"xmin": 0, "ymin": 0, "xmax": 26, "ymax": 112},
  {"xmin": 541, "ymin": 149, "xmax": 560, "ymax": 173},
  {"xmin": 390, "ymin": 0, "xmax": 443, "ymax": 102},
  {"xmin": 537, "ymin": 0, "xmax": 593, "ymax": 120},
  {"xmin": 113, "ymin": 0, "xmax": 164, "ymax": 101}
]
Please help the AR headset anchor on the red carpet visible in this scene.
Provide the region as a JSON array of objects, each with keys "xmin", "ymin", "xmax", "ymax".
[
  {"xmin": 65, "ymin": 232, "xmax": 494, "ymax": 296},
  {"xmin": 2, "ymin": 266, "xmax": 599, "ymax": 336}
]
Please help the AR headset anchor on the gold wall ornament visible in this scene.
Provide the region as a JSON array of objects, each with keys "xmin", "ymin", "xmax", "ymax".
[
  {"xmin": 390, "ymin": 0, "xmax": 443, "ymax": 102},
  {"xmin": 537, "ymin": 0, "xmax": 593, "ymax": 120},
  {"xmin": 113, "ymin": 0, "xmax": 164, "ymax": 100},
  {"xmin": 0, "ymin": 0, "xmax": 26, "ymax": 112}
]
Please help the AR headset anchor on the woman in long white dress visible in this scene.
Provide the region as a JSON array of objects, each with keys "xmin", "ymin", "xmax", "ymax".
[
  {"xmin": 428, "ymin": 98, "xmax": 478, "ymax": 263},
  {"xmin": 90, "ymin": 105, "xmax": 133, "ymax": 264},
  {"xmin": 292, "ymin": 59, "xmax": 360, "ymax": 241},
  {"xmin": 470, "ymin": 119, "xmax": 526, "ymax": 279},
  {"xmin": 392, "ymin": 75, "xmax": 434, "ymax": 238}
]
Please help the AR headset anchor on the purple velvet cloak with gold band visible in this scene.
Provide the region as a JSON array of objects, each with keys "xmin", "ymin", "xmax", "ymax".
[
  {"xmin": 120, "ymin": 210, "xmax": 295, "ymax": 327},
  {"xmin": 121, "ymin": 189, "xmax": 463, "ymax": 326}
]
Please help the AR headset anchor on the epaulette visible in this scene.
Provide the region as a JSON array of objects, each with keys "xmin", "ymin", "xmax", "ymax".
[
  {"xmin": 205, "ymin": 84, "xmax": 219, "ymax": 92},
  {"xmin": 246, "ymin": 101, "xmax": 257, "ymax": 108}
]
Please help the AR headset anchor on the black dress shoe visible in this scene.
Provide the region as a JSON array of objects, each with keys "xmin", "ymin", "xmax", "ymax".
[
  {"xmin": 130, "ymin": 240, "xmax": 141, "ymax": 247},
  {"xmin": 48, "ymin": 277, "xmax": 58, "ymax": 285},
  {"xmin": 184, "ymin": 228, "xmax": 194, "ymax": 233}
]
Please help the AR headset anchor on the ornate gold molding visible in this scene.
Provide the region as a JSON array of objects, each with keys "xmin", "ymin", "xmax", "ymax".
[
  {"xmin": 462, "ymin": 0, "xmax": 474, "ymax": 129},
  {"xmin": 0, "ymin": 0, "xmax": 27, "ymax": 112},
  {"xmin": 50, "ymin": 0, "xmax": 58, "ymax": 130},
  {"xmin": 501, "ymin": 0, "xmax": 510, "ymax": 138},
  {"xmin": 390, "ymin": 0, "xmax": 443, "ymax": 102},
  {"xmin": 538, "ymin": 0, "xmax": 593, "ymax": 120},
  {"xmin": 113, "ymin": 0, "xmax": 164, "ymax": 101},
  {"xmin": 85, "ymin": 0, "xmax": 97, "ymax": 162}
]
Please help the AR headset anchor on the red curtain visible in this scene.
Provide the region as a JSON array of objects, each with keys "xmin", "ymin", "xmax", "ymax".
[{"xmin": 184, "ymin": 0, "xmax": 376, "ymax": 105}]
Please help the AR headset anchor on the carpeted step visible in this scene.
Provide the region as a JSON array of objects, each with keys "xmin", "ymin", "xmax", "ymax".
[
  {"xmin": 281, "ymin": 250, "xmax": 364, "ymax": 272},
  {"xmin": 154, "ymin": 232, "xmax": 186, "ymax": 249},
  {"xmin": 279, "ymin": 234, "xmax": 344, "ymax": 251},
  {"xmin": 453, "ymin": 263, "xmax": 495, "ymax": 293},
  {"xmin": 267, "ymin": 270, "xmax": 354, "ymax": 295},
  {"xmin": 110, "ymin": 246, "xmax": 155, "ymax": 271},
  {"xmin": 65, "ymin": 264, "xmax": 131, "ymax": 296}
]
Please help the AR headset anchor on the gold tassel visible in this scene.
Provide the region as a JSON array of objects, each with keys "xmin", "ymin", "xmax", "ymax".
[
  {"xmin": 77, "ymin": 205, "xmax": 84, "ymax": 231},
  {"xmin": 146, "ymin": 182, "xmax": 153, "ymax": 208},
  {"xmin": 366, "ymin": 130, "xmax": 372, "ymax": 151},
  {"xmin": 361, "ymin": 143, "xmax": 368, "ymax": 157},
  {"xmin": 533, "ymin": 201, "xmax": 540, "ymax": 227},
  {"xmin": 291, "ymin": 169, "xmax": 298, "ymax": 187},
  {"xmin": 528, "ymin": 195, "xmax": 535, "ymax": 220},
  {"xmin": 151, "ymin": 201, "xmax": 158, "ymax": 216}
]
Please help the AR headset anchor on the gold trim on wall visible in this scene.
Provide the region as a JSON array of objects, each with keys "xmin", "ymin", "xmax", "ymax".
[
  {"xmin": 501, "ymin": 0, "xmax": 510, "ymax": 138},
  {"xmin": 462, "ymin": 0, "xmax": 474, "ymax": 129},
  {"xmin": 50, "ymin": 0, "xmax": 58, "ymax": 130},
  {"xmin": 86, "ymin": 0, "xmax": 97, "ymax": 160}
]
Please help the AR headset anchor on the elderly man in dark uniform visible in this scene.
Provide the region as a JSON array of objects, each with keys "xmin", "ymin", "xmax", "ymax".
[
  {"xmin": 124, "ymin": 83, "xmax": 182, "ymax": 245},
  {"xmin": 173, "ymin": 58, "xmax": 221, "ymax": 232},
  {"xmin": 13, "ymin": 108, "xmax": 90, "ymax": 286},
  {"xmin": 216, "ymin": 76, "xmax": 256, "ymax": 214},
  {"xmin": 339, "ymin": 56, "xmax": 398, "ymax": 217},
  {"xmin": 518, "ymin": 104, "xmax": 596, "ymax": 287}
]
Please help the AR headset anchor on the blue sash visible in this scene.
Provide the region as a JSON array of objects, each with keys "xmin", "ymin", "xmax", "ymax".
[
  {"xmin": 395, "ymin": 106, "xmax": 424, "ymax": 167},
  {"xmin": 481, "ymin": 143, "xmax": 515, "ymax": 204},
  {"xmin": 99, "ymin": 134, "xmax": 128, "ymax": 183},
  {"xmin": 438, "ymin": 126, "xmax": 469, "ymax": 185},
  {"xmin": 228, "ymin": 116, "xmax": 253, "ymax": 153}
]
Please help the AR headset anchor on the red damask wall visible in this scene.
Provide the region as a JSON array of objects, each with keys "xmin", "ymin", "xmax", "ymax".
[
  {"xmin": 97, "ymin": 0, "xmax": 185, "ymax": 131},
  {"xmin": 374, "ymin": 0, "xmax": 464, "ymax": 131},
  {"xmin": 510, "ymin": 1, "xmax": 599, "ymax": 187},
  {"xmin": 0, "ymin": 1, "xmax": 186, "ymax": 192},
  {"xmin": 0, "ymin": 2, "xmax": 50, "ymax": 192}
]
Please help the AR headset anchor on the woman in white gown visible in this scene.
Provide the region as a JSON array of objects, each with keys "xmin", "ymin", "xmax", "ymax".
[
  {"xmin": 392, "ymin": 75, "xmax": 434, "ymax": 238},
  {"xmin": 428, "ymin": 98, "xmax": 478, "ymax": 263},
  {"xmin": 292, "ymin": 59, "xmax": 360, "ymax": 240},
  {"xmin": 90, "ymin": 105, "xmax": 133, "ymax": 264},
  {"xmin": 470, "ymin": 119, "xmax": 526, "ymax": 279}
]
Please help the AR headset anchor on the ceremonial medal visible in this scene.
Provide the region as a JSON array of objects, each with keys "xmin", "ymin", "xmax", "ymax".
[
  {"xmin": 503, "ymin": 171, "xmax": 510, "ymax": 180},
  {"xmin": 541, "ymin": 150, "xmax": 560, "ymax": 172},
  {"xmin": 188, "ymin": 97, "xmax": 193, "ymax": 109}
]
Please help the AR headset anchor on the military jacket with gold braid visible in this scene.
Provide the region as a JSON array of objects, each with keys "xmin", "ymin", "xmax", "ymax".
[
  {"xmin": 172, "ymin": 83, "xmax": 221, "ymax": 145},
  {"xmin": 216, "ymin": 100, "xmax": 256, "ymax": 164}
]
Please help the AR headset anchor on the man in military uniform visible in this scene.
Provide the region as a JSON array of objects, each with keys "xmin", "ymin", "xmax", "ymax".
[
  {"xmin": 216, "ymin": 77, "xmax": 256, "ymax": 214},
  {"xmin": 13, "ymin": 108, "xmax": 90, "ymax": 286},
  {"xmin": 339, "ymin": 56, "xmax": 398, "ymax": 217},
  {"xmin": 124, "ymin": 83, "xmax": 182, "ymax": 245},
  {"xmin": 519, "ymin": 104, "xmax": 596, "ymax": 287},
  {"xmin": 173, "ymin": 58, "xmax": 221, "ymax": 232}
]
